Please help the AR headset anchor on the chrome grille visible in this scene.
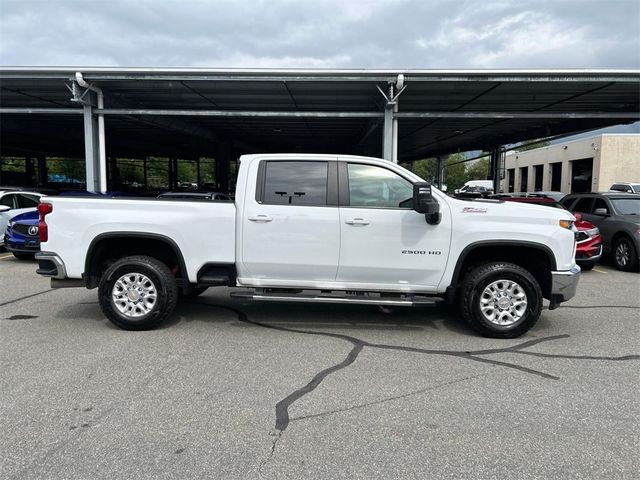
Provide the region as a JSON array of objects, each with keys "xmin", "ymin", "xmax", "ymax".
[{"xmin": 575, "ymin": 231, "xmax": 589, "ymax": 243}]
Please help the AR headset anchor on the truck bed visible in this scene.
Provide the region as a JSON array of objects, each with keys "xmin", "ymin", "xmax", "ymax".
[{"xmin": 41, "ymin": 197, "xmax": 236, "ymax": 283}]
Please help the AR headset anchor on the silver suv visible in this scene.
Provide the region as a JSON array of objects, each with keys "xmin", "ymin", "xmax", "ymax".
[{"xmin": 610, "ymin": 183, "xmax": 640, "ymax": 194}]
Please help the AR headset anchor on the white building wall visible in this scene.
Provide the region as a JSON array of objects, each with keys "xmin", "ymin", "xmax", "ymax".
[{"xmin": 501, "ymin": 134, "xmax": 640, "ymax": 194}]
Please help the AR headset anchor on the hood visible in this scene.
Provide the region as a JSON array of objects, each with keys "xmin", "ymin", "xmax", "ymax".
[
  {"xmin": 452, "ymin": 197, "xmax": 574, "ymax": 220},
  {"xmin": 10, "ymin": 210, "xmax": 39, "ymax": 225}
]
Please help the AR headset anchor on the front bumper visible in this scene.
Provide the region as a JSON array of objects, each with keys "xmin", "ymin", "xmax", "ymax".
[
  {"xmin": 5, "ymin": 241, "xmax": 40, "ymax": 254},
  {"xmin": 576, "ymin": 243, "xmax": 602, "ymax": 265},
  {"xmin": 549, "ymin": 264, "xmax": 581, "ymax": 308},
  {"xmin": 35, "ymin": 251, "xmax": 68, "ymax": 279}
]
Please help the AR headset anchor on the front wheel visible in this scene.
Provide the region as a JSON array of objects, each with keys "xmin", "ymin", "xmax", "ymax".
[
  {"xmin": 460, "ymin": 262, "xmax": 543, "ymax": 338},
  {"xmin": 98, "ymin": 255, "xmax": 178, "ymax": 330},
  {"xmin": 613, "ymin": 236, "xmax": 639, "ymax": 272}
]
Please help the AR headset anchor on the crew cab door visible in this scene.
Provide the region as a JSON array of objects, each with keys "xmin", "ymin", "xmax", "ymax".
[
  {"xmin": 240, "ymin": 158, "xmax": 340, "ymax": 283},
  {"xmin": 336, "ymin": 162, "xmax": 450, "ymax": 290}
]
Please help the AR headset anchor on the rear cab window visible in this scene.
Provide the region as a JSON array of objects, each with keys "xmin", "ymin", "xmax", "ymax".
[{"xmin": 258, "ymin": 160, "xmax": 331, "ymax": 206}]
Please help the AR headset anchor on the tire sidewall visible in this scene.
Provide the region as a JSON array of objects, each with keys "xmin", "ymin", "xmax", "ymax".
[
  {"xmin": 99, "ymin": 258, "xmax": 172, "ymax": 329},
  {"xmin": 469, "ymin": 267, "xmax": 541, "ymax": 335},
  {"xmin": 613, "ymin": 237, "xmax": 638, "ymax": 272}
]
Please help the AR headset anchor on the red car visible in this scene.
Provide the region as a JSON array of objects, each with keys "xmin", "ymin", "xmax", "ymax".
[{"xmin": 497, "ymin": 195, "xmax": 603, "ymax": 270}]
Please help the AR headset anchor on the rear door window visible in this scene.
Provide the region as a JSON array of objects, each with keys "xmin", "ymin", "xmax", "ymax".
[
  {"xmin": 18, "ymin": 194, "xmax": 40, "ymax": 208},
  {"xmin": 560, "ymin": 197, "xmax": 576, "ymax": 209},
  {"xmin": 260, "ymin": 161, "xmax": 329, "ymax": 206}
]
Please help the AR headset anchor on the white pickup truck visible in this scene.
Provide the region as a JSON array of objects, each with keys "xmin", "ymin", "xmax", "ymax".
[{"xmin": 35, "ymin": 154, "xmax": 580, "ymax": 338}]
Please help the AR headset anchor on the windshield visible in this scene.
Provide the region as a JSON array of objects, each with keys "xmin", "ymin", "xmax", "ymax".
[{"xmin": 611, "ymin": 198, "xmax": 640, "ymax": 215}]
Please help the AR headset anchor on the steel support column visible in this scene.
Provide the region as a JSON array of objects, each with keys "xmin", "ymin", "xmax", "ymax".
[
  {"xmin": 489, "ymin": 147, "xmax": 504, "ymax": 193},
  {"xmin": 82, "ymin": 104, "xmax": 101, "ymax": 192},
  {"xmin": 382, "ymin": 105, "xmax": 394, "ymax": 161},
  {"xmin": 379, "ymin": 75, "xmax": 406, "ymax": 163}
]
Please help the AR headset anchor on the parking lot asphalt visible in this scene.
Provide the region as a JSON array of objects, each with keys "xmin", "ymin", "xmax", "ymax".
[{"xmin": 1, "ymin": 253, "xmax": 639, "ymax": 480}]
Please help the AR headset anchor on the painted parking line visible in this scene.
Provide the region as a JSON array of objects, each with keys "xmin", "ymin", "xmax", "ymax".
[
  {"xmin": 592, "ymin": 267, "xmax": 609, "ymax": 274},
  {"xmin": 0, "ymin": 253, "xmax": 14, "ymax": 260}
]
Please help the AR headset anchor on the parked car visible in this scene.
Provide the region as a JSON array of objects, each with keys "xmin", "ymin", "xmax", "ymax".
[
  {"xmin": 454, "ymin": 180, "xmax": 494, "ymax": 197},
  {"xmin": 0, "ymin": 190, "xmax": 43, "ymax": 248},
  {"xmin": 609, "ymin": 183, "xmax": 640, "ymax": 194},
  {"xmin": 496, "ymin": 195, "xmax": 602, "ymax": 270},
  {"xmin": 533, "ymin": 191, "xmax": 565, "ymax": 202},
  {"xmin": 157, "ymin": 191, "xmax": 232, "ymax": 201},
  {"xmin": 4, "ymin": 210, "xmax": 39, "ymax": 259},
  {"xmin": 561, "ymin": 193, "xmax": 640, "ymax": 271},
  {"xmin": 455, "ymin": 185, "xmax": 493, "ymax": 199}
]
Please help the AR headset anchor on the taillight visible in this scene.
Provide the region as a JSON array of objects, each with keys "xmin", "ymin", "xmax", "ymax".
[{"xmin": 37, "ymin": 202, "xmax": 53, "ymax": 242}]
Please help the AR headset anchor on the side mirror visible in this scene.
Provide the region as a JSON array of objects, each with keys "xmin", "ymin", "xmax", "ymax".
[
  {"xmin": 593, "ymin": 208, "xmax": 609, "ymax": 216},
  {"xmin": 573, "ymin": 212, "xmax": 582, "ymax": 221},
  {"xmin": 0, "ymin": 205, "xmax": 10, "ymax": 213},
  {"xmin": 413, "ymin": 182, "xmax": 441, "ymax": 225}
]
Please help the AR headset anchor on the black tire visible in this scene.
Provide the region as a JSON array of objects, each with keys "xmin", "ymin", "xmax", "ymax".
[
  {"xmin": 178, "ymin": 286, "xmax": 209, "ymax": 299},
  {"xmin": 12, "ymin": 252, "xmax": 35, "ymax": 260},
  {"xmin": 460, "ymin": 262, "xmax": 543, "ymax": 338},
  {"xmin": 612, "ymin": 236, "xmax": 639, "ymax": 272},
  {"xmin": 577, "ymin": 262, "xmax": 595, "ymax": 271},
  {"xmin": 98, "ymin": 255, "xmax": 178, "ymax": 330}
]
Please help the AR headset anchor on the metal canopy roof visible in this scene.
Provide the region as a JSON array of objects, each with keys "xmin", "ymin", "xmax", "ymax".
[{"xmin": 1, "ymin": 67, "xmax": 639, "ymax": 160}]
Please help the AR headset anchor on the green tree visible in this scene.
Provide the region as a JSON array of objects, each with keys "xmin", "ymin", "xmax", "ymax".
[
  {"xmin": 443, "ymin": 153, "xmax": 467, "ymax": 191},
  {"xmin": 412, "ymin": 158, "xmax": 436, "ymax": 183},
  {"xmin": 465, "ymin": 158, "xmax": 490, "ymax": 181}
]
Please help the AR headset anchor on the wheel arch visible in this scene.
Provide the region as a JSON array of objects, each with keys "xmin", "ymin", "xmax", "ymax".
[
  {"xmin": 84, "ymin": 232, "xmax": 189, "ymax": 293},
  {"xmin": 449, "ymin": 240, "xmax": 557, "ymax": 300}
]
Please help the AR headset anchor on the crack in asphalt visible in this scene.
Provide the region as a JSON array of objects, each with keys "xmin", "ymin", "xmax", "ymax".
[
  {"xmin": 0, "ymin": 289, "xmax": 53, "ymax": 307},
  {"xmin": 190, "ymin": 302, "xmax": 640, "ymax": 436},
  {"xmin": 290, "ymin": 373, "xmax": 484, "ymax": 424}
]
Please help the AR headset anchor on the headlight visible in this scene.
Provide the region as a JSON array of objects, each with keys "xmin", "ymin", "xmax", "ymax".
[
  {"xmin": 559, "ymin": 219, "xmax": 575, "ymax": 231},
  {"xmin": 585, "ymin": 227, "xmax": 600, "ymax": 237},
  {"xmin": 8, "ymin": 220, "xmax": 15, "ymax": 228}
]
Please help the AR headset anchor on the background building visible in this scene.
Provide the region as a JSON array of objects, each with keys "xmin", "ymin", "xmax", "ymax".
[{"xmin": 501, "ymin": 134, "xmax": 640, "ymax": 194}]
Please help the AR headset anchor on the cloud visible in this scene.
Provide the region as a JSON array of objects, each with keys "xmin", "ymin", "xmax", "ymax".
[{"xmin": 0, "ymin": 0, "xmax": 638, "ymax": 68}]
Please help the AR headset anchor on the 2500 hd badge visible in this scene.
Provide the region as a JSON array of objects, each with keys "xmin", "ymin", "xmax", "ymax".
[{"xmin": 402, "ymin": 250, "xmax": 442, "ymax": 255}]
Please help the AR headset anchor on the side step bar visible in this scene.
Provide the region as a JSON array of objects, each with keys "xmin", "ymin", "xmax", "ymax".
[{"xmin": 231, "ymin": 290, "xmax": 438, "ymax": 306}]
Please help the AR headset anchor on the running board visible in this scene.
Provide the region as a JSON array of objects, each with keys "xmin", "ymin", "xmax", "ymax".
[{"xmin": 231, "ymin": 291, "xmax": 438, "ymax": 306}]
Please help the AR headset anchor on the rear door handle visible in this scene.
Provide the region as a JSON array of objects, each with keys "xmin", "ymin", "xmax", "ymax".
[
  {"xmin": 345, "ymin": 217, "xmax": 370, "ymax": 226},
  {"xmin": 248, "ymin": 215, "xmax": 273, "ymax": 222}
]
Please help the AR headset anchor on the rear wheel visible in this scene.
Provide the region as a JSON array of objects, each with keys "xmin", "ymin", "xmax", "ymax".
[
  {"xmin": 98, "ymin": 255, "xmax": 178, "ymax": 330},
  {"xmin": 460, "ymin": 262, "xmax": 542, "ymax": 338},
  {"xmin": 613, "ymin": 237, "xmax": 639, "ymax": 272}
]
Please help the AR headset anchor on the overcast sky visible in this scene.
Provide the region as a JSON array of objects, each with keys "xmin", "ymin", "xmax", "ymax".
[{"xmin": 1, "ymin": 0, "xmax": 639, "ymax": 68}]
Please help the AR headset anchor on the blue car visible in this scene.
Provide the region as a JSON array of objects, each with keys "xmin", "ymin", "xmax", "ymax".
[{"xmin": 5, "ymin": 210, "xmax": 40, "ymax": 259}]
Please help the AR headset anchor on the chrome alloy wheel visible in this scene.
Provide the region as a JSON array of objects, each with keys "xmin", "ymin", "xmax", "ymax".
[
  {"xmin": 615, "ymin": 242, "xmax": 630, "ymax": 267},
  {"xmin": 112, "ymin": 273, "xmax": 158, "ymax": 318},
  {"xmin": 479, "ymin": 279, "xmax": 528, "ymax": 326}
]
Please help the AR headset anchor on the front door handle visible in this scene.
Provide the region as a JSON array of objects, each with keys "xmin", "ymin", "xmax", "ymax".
[
  {"xmin": 345, "ymin": 217, "xmax": 370, "ymax": 226},
  {"xmin": 248, "ymin": 215, "xmax": 273, "ymax": 222}
]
